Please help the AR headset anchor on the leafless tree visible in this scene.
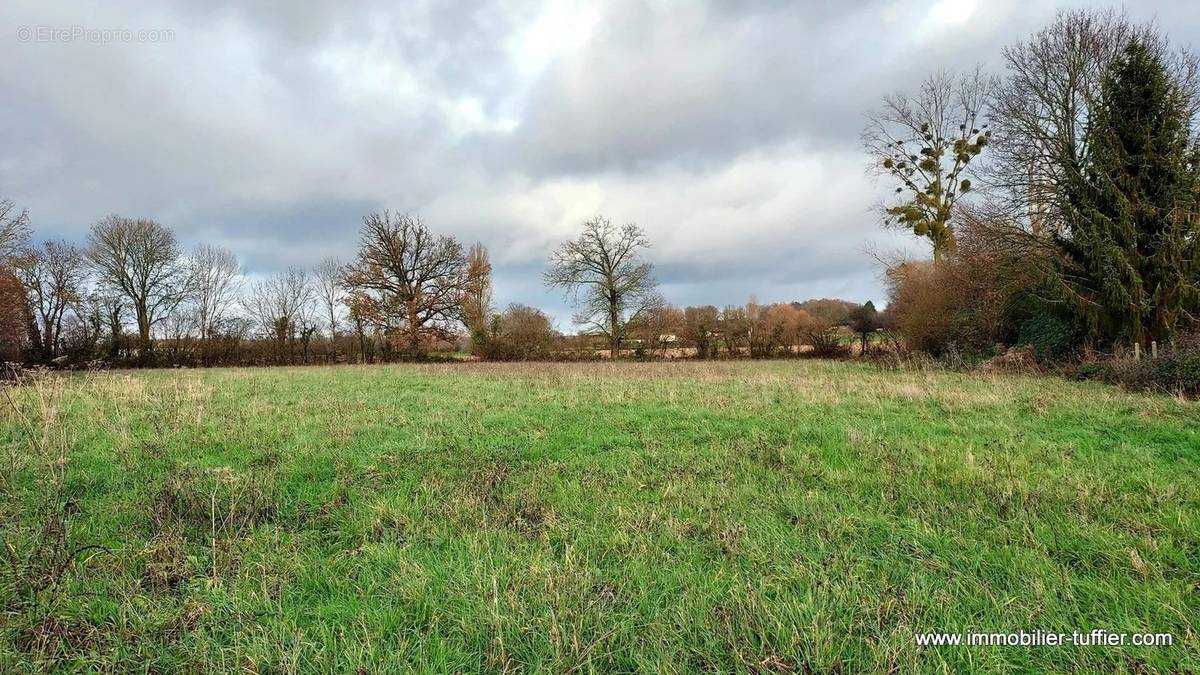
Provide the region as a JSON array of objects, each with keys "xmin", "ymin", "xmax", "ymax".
[
  {"xmin": 160, "ymin": 304, "xmax": 200, "ymax": 360},
  {"xmin": 863, "ymin": 69, "xmax": 994, "ymax": 259},
  {"xmin": 544, "ymin": 217, "xmax": 663, "ymax": 358},
  {"xmin": 344, "ymin": 292, "xmax": 373, "ymax": 362},
  {"xmin": 343, "ymin": 211, "xmax": 467, "ymax": 354},
  {"xmin": 85, "ymin": 216, "xmax": 186, "ymax": 353},
  {"xmin": 67, "ymin": 290, "xmax": 106, "ymax": 358},
  {"xmin": 313, "ymin": 256, "xmax": 344, "ymax": 340},
  {"xmin": 461, "ymin": 242, "xmax": 494, "ymax": 342},
  {"xmin": 0, "ymin": 199, "xmax": 30, "ymax": 263},
  {"xmin": 635, "ymin": 304, "xmax": 685, "ymax": 357},
  {"xmin": 188, "ymin": 244, "xmax": 242, "ymax": 342},
  {"xmin": 73, "ymin": 287, "xmax": 127, "ymax": 359},
  {"xmin": 684, "ymin": 305, "xmax": 721, "ymax": 359},
  {"xmin": 13, "ymin": 241, "xmax": 86, "ymax": 360},
  {"xmin": 243, "ymin": 267, "xmax": 315, "ymax": 362},
  {"xmin": 985, "ymin": 9, "xmax": 1198, "ymax": 234},
  {"xmin": 720, "ymin": 305, "xmax": 749, "ymax": 356}
]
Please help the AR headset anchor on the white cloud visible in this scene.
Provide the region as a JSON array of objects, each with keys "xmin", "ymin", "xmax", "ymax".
[
  {"xmin": 2, "ymin": 0, "xmax": 1198, "ymax": 322},
  {"xmin": 921, "ymin": 0, "xmax": 980, "ymax": 35}
]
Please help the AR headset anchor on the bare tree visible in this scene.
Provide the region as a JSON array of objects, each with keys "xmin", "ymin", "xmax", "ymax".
[
  {"xmin": 461, "ymin": 242, "xmax": 494, "ymax": 343},
  {"xmin": 76, "ymin": 287, "xmax": 127, "ymax": 359},
  {"xmin": 345, "ymin": 292, "xmax": 373, "ymax": 362},
  {"xmin": 313, "ymin": 256, "xmax": 344, "ymax": 341},
  {"xmin": 635, "ymin": 304, "xmax": 684, "ymax": 357},
  {"xmin": 983, "ymin": 9, "xmax": 1200, "ymax": 234},
  {"xmin": 160, "ymin": 303, "xmax": 199, "ymax": 360},
  {"xmin": 978, "ymin": 10, "xmax": 1200, "ymax": 343},
  {"xmin": 343, "ymin": 211, "xmax": 467, "ymax": 354},
  {"xmin": 863, "ymin": 69, "xmax": 994, "ymax": 259},
  {"xmin": 0, "ymin": 199, "xmax": 30, "ymax": 263},
  {"xmin": 85, "ymin": 216, "xmax": 186, "ymax": 353},
  {"xmin": 13, "ymin": 241, "xmax": 85, "ymax": 360},
  {"xmin": 188, "ymin": 244, "xmax": 242, "ymax": 342},
  {"xmin": 68, "ymin": 290, "xmax": 106, "ymax": 358},
  {"xmin": 720, "ymin": 305, "xmax": 749, "ymax": 356},
  {"xmin": 683, "ymin": 305, "xmax": 721, "ymax": 359},
  {"xmin": 544, "ymin": 217, "xmax": 663, "ymax": 358},
  {"xmin": 243, "ymin": 267, "xmax": 315, "ymax": 363}
]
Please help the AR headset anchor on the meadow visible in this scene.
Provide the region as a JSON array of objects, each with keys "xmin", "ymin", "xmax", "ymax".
[{"xmin": 1, "ymin": 361, "xmax": 1198, "ymax": 672}]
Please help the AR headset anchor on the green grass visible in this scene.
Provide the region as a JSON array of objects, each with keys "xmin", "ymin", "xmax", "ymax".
[{"xmin": 2, "ymin": 361, "xmax": 1198, "ymax": 672}]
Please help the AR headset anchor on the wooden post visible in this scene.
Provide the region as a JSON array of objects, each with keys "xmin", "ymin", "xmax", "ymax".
[
  {"xmin": 1133, "ymin": 342, "xmax": 1141, "ymax": 361},
  {"xmin": 1151, "ymin": 341, "xmax": 1158, "ymax": 359}
]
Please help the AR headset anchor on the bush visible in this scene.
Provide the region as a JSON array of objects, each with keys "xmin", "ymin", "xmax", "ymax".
[
  {"xmin": 1072, "ymin": 334, "xmax": 1200, "ymax": 397},
  {"xmin": 477, "ymin": 304, "xmax": 558, "ymax": 361},
  {"xmin": 884, "ymin": 259, "xmax": 1000, "ymax": 356},
  {"xmin": 980, "ymin": 346, "xmax": 1040, "ymax": 374},
  {"xmin": 882, "ymin": 210, "xmax": 1082, "ymax": 361},
  {"xmin": 805, "ymin": 329, "xmax": 850, "ymax": 359},
  {"xmin": 1008, "ymin": 294, "xmax": 1086, "ymax": 361},
  {"xmin": 1070, "ymin": 361, "xmax": 1106, "ymax": 382},
  {"xmin": 1145, "ymin": 353, "xmax": 1200, "ymax": 396}
]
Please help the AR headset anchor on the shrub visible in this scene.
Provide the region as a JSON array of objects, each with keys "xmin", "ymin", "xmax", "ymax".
[
  {"xmin": 805, "ymin": 329, "xmax": 850, "ymax": 359},
  {"xmin": 885, "ymin": 259, "xmax": 999, "ymax": 356},
  {"xmin": 748, "ymin": 303, "xmax": 809, "ymax": 358},
  {"xmin": 1072, "ymin": 334, "xmax": 1200, "ymax": 397},
  {"xmin": 1015, "ymin": 310, "xmax": 1082, "ymax": 360},
  {"xmin": 478, "ymin": 304, "xmax": 557, "ymax": 361},
  {"xmin": 882, "ymin": 212, "xmax": 1079, "ymax": 360},
  {"xmin": 980, "ymin": 346, "xmax": 1040, "ymax": 374}
]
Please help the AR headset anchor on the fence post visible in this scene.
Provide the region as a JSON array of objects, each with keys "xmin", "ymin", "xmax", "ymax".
[
  {"xmin": 1151, "ymin": 341, "xmax": 1158, "ymax": 359},
  {"xmin": 1133, "ymin": 342, "xmax": 1141, "ymax": 361}
]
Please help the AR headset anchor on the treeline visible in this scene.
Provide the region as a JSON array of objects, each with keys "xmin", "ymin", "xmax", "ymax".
[
  {"xmin": 0, "ymin": 208, "xmax": 517, "ymax": 367},
  {"xmin": 863, "ymin": 8, "xmax": 1200, "ymax": 389},
  {"xmin": 0, "ymin": 204, "xmax": 878, "ymax": 367},
  {"xmin": 6, "ymin": 8, "xmax": 1195, "ymax": 383}
]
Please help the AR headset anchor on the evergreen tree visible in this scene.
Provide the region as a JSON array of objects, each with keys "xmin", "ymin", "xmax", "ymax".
[
  {"xmin": 850, "ymin": 300, "xmax": 879, "ymax": 355},
  {"xmin": 1058, "ymin": 39, "xmax": 1200, "ymax": 345}
]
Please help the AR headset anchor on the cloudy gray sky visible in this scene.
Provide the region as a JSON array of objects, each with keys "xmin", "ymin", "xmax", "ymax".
[{"xmin": 2, "ymin": 0, "xmax": 1198, "ymax": 326}]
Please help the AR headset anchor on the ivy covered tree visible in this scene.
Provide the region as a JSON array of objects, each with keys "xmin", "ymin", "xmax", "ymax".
[
  {"xmin": 1059, "ymin": 38, "xmax": 1200, "ymax": 345},
  {"xmin": 863, "ymin": 70, "xmax": 993, "ymax": 259}
]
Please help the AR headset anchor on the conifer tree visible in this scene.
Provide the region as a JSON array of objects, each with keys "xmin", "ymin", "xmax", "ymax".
[{"xmin": 1058, "ymin": 39, "xmax": 1200, "ymax": 345}]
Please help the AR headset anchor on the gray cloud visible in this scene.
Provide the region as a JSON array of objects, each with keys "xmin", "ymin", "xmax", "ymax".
[{"xmin": 2, "ymin": 0, "xmax": 1198, "ymax": 326}]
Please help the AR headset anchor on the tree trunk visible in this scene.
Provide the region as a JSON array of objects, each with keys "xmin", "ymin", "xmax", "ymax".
[
  {"xmin": 407, "ymin": 300, "xmax": 421, "ymax": 354},
  {"xmin": 135, "ymin": 302, "xmax": 152, "ymax": 356},
  {"xmin": 107, "ymin": 311, "xmax": 122, "ymax": 359},
  {"xmin": 609, "ymin": 293, "xmax": 620, "ymax": 359}
]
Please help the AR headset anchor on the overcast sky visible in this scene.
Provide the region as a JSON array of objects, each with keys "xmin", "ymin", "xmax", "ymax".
[{"xmin": 2, "ymin": 1, "xmax": 1198, "ymax": 327}]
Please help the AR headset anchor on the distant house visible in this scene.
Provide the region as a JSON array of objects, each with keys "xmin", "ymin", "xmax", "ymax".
[{"xmin": 658, "ymin": 334, "xmax": 678, "ymax": 345}]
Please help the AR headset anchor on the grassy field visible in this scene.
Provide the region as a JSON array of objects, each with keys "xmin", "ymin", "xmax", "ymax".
[{"xmin": 1, "ymin": 361, "xmax": 1198, "ymax": 672}]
